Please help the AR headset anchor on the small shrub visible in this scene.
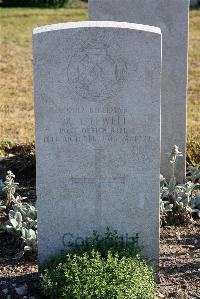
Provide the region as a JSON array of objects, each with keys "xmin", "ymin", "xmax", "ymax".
[
  {"xmin": 40, "ymin": 229, "xmax": 156, "ymax": 299},
  {"xmin": 2, "ymin": 0, "xmax": 76, "ymax": 8}
]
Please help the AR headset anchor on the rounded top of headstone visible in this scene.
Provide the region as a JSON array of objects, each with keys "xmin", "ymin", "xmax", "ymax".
[{"xmin": 33, "ymin": 21, "xmax": 161, "ymax": 35}]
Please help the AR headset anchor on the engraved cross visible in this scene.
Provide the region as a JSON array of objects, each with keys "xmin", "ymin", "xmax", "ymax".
[{"xmin": 71, "ymin": 148, "xmax": 125, "ymax": 204}]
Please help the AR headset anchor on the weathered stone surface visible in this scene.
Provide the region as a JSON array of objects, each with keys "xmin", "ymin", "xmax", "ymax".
[
  {"xmin": 89, "ymin": 0, "xmax": 189, "ymax": 182},
  {"xmin": 33, "ymin": 21, "xmax": 161, "ymax": 266}
]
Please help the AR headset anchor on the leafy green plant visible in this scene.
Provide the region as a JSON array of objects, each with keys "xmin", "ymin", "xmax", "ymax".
[
  {"xmin": 40, "ymin": 229, "xmax": 156, "ymax": 299},
  {"xmin": 0, "ymin": 140, "xmax": 15, "ymax": 149},
  {"xmin": 67, "ymin": 228, "xmax": 140, "ymax": 257},
  {"xmin": 0, "ymin": 140, "xmax": 15, "ymax": 156}
]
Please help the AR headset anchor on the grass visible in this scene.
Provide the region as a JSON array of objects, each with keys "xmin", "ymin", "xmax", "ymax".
[
  {"xmin": 0, "ymin": 7, "xmax": 199, "ymax": 148},
  {"xmin": 0, "ymin": 6, "xmax": 88, "ymax": 143},
  {"xmin": 188, "ymin": 9, "xmax": 200, "ymax": 136},
  {"xmin": 187, "ymin": 9, "xmax": 200, "ymax": 165}
]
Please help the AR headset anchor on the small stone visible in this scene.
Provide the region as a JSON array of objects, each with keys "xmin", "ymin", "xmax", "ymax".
[
  {"xmin": 15, "ymin": 283, "xmax": 28, "ymax": 296},
  {"xmin": 7, "ymin": 296, "xmax": 11, "ymax": 299},
  {"xmin": 194, "ymin": 239, "xmax": 198, "ymax": 245},
  {"xmin": 2, "ymin": 288, "xmax": 8, "ymax": 294},
  {"xmin": 12, "ymin": 283, "xmax": 16, "ymax": 287},
  {"xmin": 29, "ymin": 297, "xmax": 35, "ymax": 299},
  {"xmin": 176, "ymin": 232, "xmax": 181, "ymax": 241}
]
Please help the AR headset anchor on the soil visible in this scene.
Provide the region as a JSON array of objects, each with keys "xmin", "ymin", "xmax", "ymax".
[
  {"xmin": 0, "ymin": 155, "xmax": 199, "ymax": 299},
  {"xmin": 159, "ymin": 223, "xmax": 200, "ymax": 299}
]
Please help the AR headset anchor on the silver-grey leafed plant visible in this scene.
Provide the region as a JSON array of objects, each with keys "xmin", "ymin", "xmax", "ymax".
[
  {"xmin": 0, "ymin": 171, "xmax": 37, "ymax": 254},
  {"xmin": 0, "ymin": 171, "xmax": 18, "ymax": 210},
  {"xmin": 160, "ymin": 145, "xmax": 200, "ymax": 225}
]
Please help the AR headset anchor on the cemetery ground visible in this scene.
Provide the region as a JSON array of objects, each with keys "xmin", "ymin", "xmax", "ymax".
[{"xmin": 0, "ymin": 5, "xmax": 200, "ymax": 299}]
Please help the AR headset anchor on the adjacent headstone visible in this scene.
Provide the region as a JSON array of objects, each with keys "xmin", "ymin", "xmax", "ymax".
[
  {"xmin": 33, "ymin": 21, "xmax": 162, "ymax": 266},
  {"xmin": 89, "ymin": 0, "xmax": 189, "ymax": 182},
  {"xmin": 190, "ymin": 0, "xmax": 199, "ymax": 7}
]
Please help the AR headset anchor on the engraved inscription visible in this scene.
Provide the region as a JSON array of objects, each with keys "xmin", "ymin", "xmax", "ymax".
[
  {"xmin": 67, "ymin": 42, "xmax": 127, "ymax": 101},
  {"xmin": 42, "ymin": 103, "xmax": 157, "ymax": 152}
]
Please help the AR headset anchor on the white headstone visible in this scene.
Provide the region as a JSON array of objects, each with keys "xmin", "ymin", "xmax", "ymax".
[
  {"xmin": 89, "ymin": 0, "xmax": 189, "ymax": 182},
  {"xmin": 33, "ymin": 21, "xmax": 162, "ymax": 266}
]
